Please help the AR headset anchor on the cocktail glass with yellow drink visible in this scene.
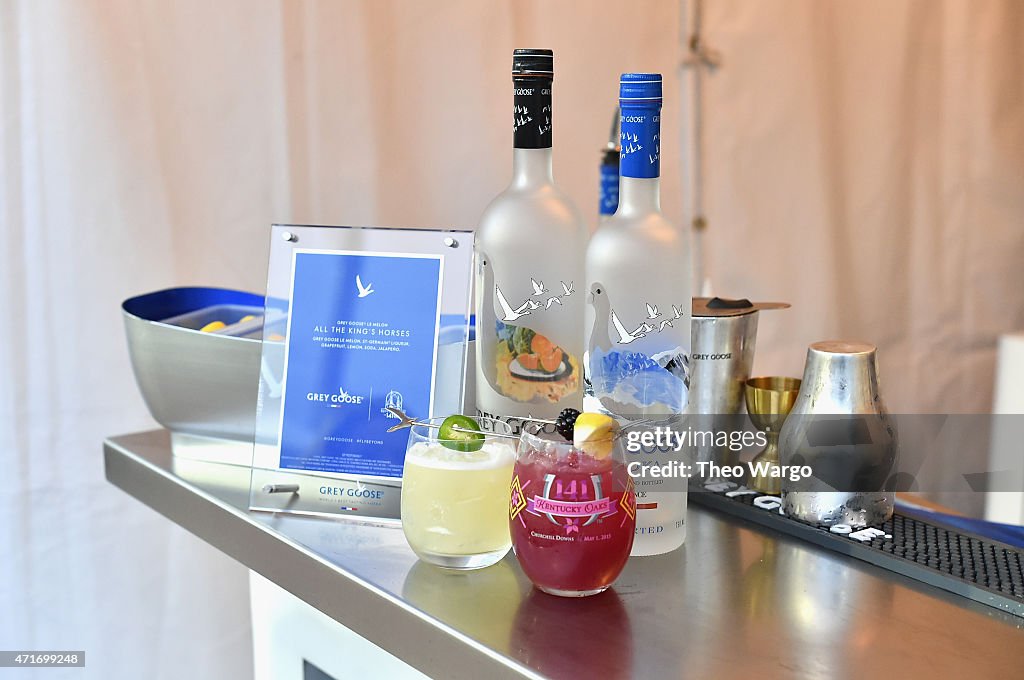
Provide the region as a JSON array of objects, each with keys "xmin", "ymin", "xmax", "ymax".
[{"xmin": 401, "ymin": 416, "xmax": 516, "ymax": 569}]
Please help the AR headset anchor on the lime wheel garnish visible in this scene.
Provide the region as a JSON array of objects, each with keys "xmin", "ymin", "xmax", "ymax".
[{"xmin": 438, "ymin": 415, "xmax": 485, "ymax": 452}]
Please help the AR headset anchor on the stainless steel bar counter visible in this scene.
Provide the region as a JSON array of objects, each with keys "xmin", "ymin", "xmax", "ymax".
[{"xmin": 104, "ymin": 430, "xmax": 1024, "ymax": 679}]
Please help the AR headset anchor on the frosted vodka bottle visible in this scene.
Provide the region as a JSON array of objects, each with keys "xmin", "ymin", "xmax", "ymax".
[
  {"xmin": 475, "ymin": 49, "xmax": 587, "ymax": 431},
  {"xmin": 585, "ymin": 74, "xmax": 692, "ymax": 556}
]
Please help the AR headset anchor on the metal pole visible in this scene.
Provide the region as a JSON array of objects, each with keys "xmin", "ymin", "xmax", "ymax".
[{"xmin": 680, "ymin": 0, "xmax": 721, "ymax": 297}]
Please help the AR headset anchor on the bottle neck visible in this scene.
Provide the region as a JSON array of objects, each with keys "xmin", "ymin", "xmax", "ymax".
[
  {"xmin": 616, "ymin": 176, "xmax": 661, "ymax": 217},
  {"xmin": 512, "ymin": 77, "xmax": 553, "ymax": 150},
  {"xmin": 618, "ymin": 103, "xmax": 661, "ymax": 180},
  {"xmin": 511, "ymin": 148, "xmax": 554, "ymax": 188}
]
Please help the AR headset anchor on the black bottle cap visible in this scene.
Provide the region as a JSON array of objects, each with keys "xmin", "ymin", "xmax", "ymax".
[{"xmin": 513, "ymin": 49, "xmax": 554, "ymax": 78}]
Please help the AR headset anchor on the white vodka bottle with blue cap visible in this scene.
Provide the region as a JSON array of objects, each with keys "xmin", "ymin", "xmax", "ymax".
[
  {"xmin": 475, "ymin": 49, "xmax": 587, "ymax": 431},
  {"xmin": 585, "ymin": 73, "xmax": 692, "ymax": 555}
]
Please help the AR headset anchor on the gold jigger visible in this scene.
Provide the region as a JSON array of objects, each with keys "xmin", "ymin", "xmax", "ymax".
[{"xmin": 744, "ymin": 376, "xmax": 802, "ymax": 494}]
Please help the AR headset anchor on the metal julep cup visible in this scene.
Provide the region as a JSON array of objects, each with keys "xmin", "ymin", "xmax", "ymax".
[
  {"xmin": 779, "ymin": 341, "xmax": 898, "ymax": 527},
  {"xmin": 689, "ymin": 298, "xmax": 789, "ymax": 468}
]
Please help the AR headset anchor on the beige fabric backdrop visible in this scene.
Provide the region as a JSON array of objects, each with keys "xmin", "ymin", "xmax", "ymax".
[
  {"xmin": 696, "ymin": 0, "xmax": 1024, "ymax": 416},
  {"xmin": 2, "ymin": 0, "xmax": 1021, "ymax": 677},
  {"xmin": 693, "ymin": 0, "xmax": 1024, "ymax": 514}
]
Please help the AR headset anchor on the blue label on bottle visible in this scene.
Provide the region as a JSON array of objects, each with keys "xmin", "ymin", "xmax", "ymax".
[
  {"xmin": 599, "ymin": 160, "xmax": 619, "ymax": 215},
  {"xmin": 619, "ymin": 107, "xmax": 661, "ymax": 179},
  {"xmin": 619, "ymin": 73, "xmax": 662, "ymax": 180}
]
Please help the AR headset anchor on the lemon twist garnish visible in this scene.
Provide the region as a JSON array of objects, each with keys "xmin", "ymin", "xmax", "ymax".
[{"xmin": 572, "ymin": 413, "xmax": 620, "ymax": 459}]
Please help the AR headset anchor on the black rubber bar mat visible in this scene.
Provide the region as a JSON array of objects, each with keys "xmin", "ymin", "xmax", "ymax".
[{"xmin": 690, "ymin": 483, "xmax": 1024, "ymax": 618}]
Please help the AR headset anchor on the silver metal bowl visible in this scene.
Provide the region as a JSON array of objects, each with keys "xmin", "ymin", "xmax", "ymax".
[{"xmin": 122, "ymin": 287, "xmax": 265, "ymax": 441}]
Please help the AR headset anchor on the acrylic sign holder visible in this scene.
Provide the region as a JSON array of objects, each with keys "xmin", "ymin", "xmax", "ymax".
[{"xmin": 249, "ymin": 225, "xmax": 474, "ymax": 522}]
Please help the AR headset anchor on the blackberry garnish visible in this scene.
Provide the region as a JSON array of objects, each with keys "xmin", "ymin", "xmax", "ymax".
[{"xmin": 555, "ymin": 408, "xmax": 581, "ymax": 441}]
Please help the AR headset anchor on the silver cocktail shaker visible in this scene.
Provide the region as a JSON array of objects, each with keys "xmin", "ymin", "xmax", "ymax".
[
  {"xmin": 779, "ymin": 341, "xmax": 898, "ymax": 526},
  {"xmin": 689, "ymin": 298, "xmax": 789, "ymax": 467}
]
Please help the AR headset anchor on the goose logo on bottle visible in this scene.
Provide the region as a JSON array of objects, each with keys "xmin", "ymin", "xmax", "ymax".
[{"xmin": 477, "ymin": 253, "xmax": 581, "ymax": 418}]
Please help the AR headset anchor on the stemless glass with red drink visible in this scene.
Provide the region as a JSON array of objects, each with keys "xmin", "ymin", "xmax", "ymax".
[{"xmin": 509, "ymin": 419, "xmax": 636, "ymax": 597}]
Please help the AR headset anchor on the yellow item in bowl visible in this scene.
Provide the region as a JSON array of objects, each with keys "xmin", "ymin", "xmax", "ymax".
[
  {"xmin": 199, "ymin": 321, "xmax": 227, "ymax": 333},
  {"xmin": 239, "ymin": 315, "xmax": 256, "ymax": 323},
  {"xmin": 573, "ymin": 413, "xmax": 620, "ymax": 459}
]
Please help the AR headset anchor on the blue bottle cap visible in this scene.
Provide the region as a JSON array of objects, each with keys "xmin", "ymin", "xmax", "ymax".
[{"xmin": 619, "ymin": 73, "xmax": 662, "ymax": 104}]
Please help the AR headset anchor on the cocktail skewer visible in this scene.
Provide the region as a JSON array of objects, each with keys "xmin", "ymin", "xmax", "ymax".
[
  {"xmin": 384, "ymin": 407, "xmax": 520, "ymax": 440},
  {"xmin": 384, "ymin": 407, "xmax": 420, "ymax": 432},
  {"xmin": 386, "ymin": 407, "xmax": 670, "ymax": 442}
]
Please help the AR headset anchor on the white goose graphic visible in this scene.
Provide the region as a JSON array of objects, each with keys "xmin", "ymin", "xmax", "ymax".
[
  {"xmin": 561, "ymin": 281, "xmax": 574, "ymax": 296},
  {"xmin": 356, "ymin": 275, "xmax": 374, "ymax": 298},
  {"xmin": 328, "ymin": 388, "xmax": 355, "ymax": 408},
  {"xmin": 672, "ymin": 304, "xmax": 685, "ymax": 319},
  {"xmin": 645, "ymin": 303, "xmax": 660, "ymax": 319},
  {"xmin": 658, "ymin": 318, "xmax": 674, "ymax": 332},
  {"xmin": 588, "ymin": 283, "xmax": 613, "ymax": 353},
  {"xmin": 531, "ymin": 278, "xmax": 548, "ymax": 296},
  {"xmin": 610, "ymin": 310, "xmax": 647, "ymax": 344},
  {"xmin": 545, "ymin": 296, "xmax": 562, "ymax": 309},
  {"xmin": 477, "ymin": 252, "xmax": 499, "ymax": 389},
  {"xmin": 495, "ymin": 284, "xmax": 531, "ymax": 322}
]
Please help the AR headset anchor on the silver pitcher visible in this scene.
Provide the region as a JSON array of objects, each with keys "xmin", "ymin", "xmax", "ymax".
[{"xmin": 779, "ymin": 341, "xmax": 899, "ymax": 527}]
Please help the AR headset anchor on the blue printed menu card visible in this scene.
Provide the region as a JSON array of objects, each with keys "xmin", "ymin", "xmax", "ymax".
[{"xmin": 277, "ymin": 249, "xmax": 443, "ymax": 478}]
